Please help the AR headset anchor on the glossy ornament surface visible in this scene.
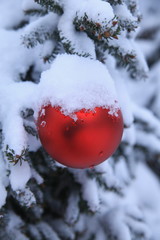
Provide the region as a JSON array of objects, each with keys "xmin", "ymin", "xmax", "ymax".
[{"xmin": 37, "ymin": 105, "xmax": 123, "ymax": 168}]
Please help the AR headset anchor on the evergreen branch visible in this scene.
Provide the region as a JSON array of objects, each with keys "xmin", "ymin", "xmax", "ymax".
[
  {"xmin": 41, "ymin": 32, "xmax": 63, "ymax": 63},
  {"xmin": 12, "ymin": 187, "xmax": 36, "ymax": 208},
  {"xmin": 12, "ymin": 20, "xmax": 28, "ymax": 30},
  {"xmin": 24, "ymin": 9, "xmax": 47, "ymax": 17},
  {"xmin": 21, "ymin": 108, "xmax": 34, "ymax": 119},
  {"xmin": 59, "ymin": 31, "xmax": 91, "ymax": 58},
  {"xmin": 95, "ymin": 47, "xmax": 106, "ymax": 63},
  {"xmin": 4, "ymin": 145, "xmax": 29, "ymax": 166},
  {"xmin": 127, "ymin": 60, "xmax": 148, "ymax": 79},
  {"xmin": 107, "ymin": 44, "xmax": 136, "ymax": 67},
  {"xmin": 103, "ymin": 42, "xmax": 148, "ymax": 79},
  {"xmin": 104, "ymin": 0, "xmax": 124, "ymax": 5},
  {"xmin": 74, "ymin": 14, "xmax": 121, "ymax": 42},
  {"xmin": 124, "ymin": 0, "xmax": 142, "ymax": 21},
  {"xmin": 0, "ymin": 128, "xmax": 3, "ymax": 149},
  {"xmin": 124, "ymin": 0, "xmax": 139, "ymax": 16},
  {"xmin": 51, "ymin": 219, "xmax": 75, "ymax": 239},
  {"xmin": 119, "ymin": 19, "xmax": 138, "ymax": 32},
  {"xmin": 24, "ymin": 125, "xmax": 39, "ymax": 139},
  {"xmin": 37, "ymin": 222, "xmax": 60, "ymax": 240},
  {"xmin": 96, "ymin": 37, "xmax": 138, "ymax": 71},
  {"xmin": 34, "ymin": 0, "xmax": 63, "ymax": 15},
  {"xmin": 22, "ymin": 13, "xmax": 59, "ymax": 48},
  {"xmin": 27, "ymin": 224, "xmax": 42, "ymax": 240},
  {"xmin": 87, "ymin": 170, "xmax": 123, "ymax": 196},
  {"xmin": 43, "ymin": 41, "xmax": 63, "ymax": 63},
  {"xmin": 22, "ymin": 26, "xmax": 54, "ymax": 48},
  {"xmin": 79, "ymin": 198, "xmax": 95, "ymax": 214}
]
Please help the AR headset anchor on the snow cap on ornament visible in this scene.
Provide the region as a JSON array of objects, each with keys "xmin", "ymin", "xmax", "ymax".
[{"xmin": 36, "ymin": 54, "xmax": 123, "ymax": 169}]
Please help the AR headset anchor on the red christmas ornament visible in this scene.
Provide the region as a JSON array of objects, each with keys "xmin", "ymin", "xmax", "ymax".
[{"xmin": 37, "ymin": 105, "xmax": 123, "ymax": 169}]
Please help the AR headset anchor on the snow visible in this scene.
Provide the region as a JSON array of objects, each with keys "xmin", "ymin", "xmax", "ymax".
[
  {"xmin": 31, "ymin": 169, "xmax": 44, "ymax": 185},
  {"xmin": 59, "ymin": 0, "xmax": 114, "ymax": 58},
  {"xmin": 0, "ymin": 153, "xmax": 7, "ymax": 208},
  {"xmin": 22, "ymin": 0, "xmax": 43, "ymax": 12},
  {"xmin": 65, "ymin": 193, "xmax": 79, "ymax": 225},
  {"xmin": 115, "ymin": 77, "xmax": 134, "ymax": 128},
  {"xmin": 58, "ymin": 5, "xmax": 96, "ymax": 58},
  {"xmin": 14, "ymin": 187, "xmax": 36, "ymax": 207},
  {"xmin": 103, "ymin": 208, "xmax": 132, "ymax": 240},
  {"xmin": 99, "ymin": 162, "xmax": 159, "ymax": 240},
  {"xmin": 113, "ymin": 3, "xmax": 137, "ymax": 23},
  {"xmin": 125, "ymin": 163, "xmax": 160, "ymax": 240},
  {"xmin": 136, "ymin": 130, "xmax": 160, "ymax": 153},
  {"xmin": 108, "ymin": 31, "xmax": 135, "ymax": 53},
  {"xmin": 150, "ymin": 61, "xmax": 160, "ymax": 118},
  {"xmin": 52, "ymin": 219, "xmax": 75, "ymax": 239},
  {"xmin": 37, "ymin": 222, "xmax": 60, "ymax": 240},
  {"xmin": 9, "ymin": 161, "xmax": 31, "ymax": 191},
  {"xmin": 0, "ymin": 29, "xmax": 33, "ymax": 84},
  {"xmin": 122, "ymin": 125, "xmax": 136, "ymax": 146},
  {"xmin": 131, "ymin": 40, "xmax": 149, "ymax": 77},
  {"xmin": 126, "ymin": 77, "xmax": 155, "ymax": 107},
  {"xmin": 132, "ymin": 103, "xmax": 160, "ymax": 138},
  {"xmin": 36, "ymin": 54, "xmax": 120, "ymax": 118},
  {"xmin": 40, "ymin": 40, "xmax": 56, "ymax": 60},
  {"xmin": 75, "ymin": 0, "xmax": 114, "ymax": 24},
  {"xmin": 105, "ymin": 55, "xmax": 134, "ymax": 128},
  {"xmin": 6, "ymin": 212, "xmax": 30, "ymax": 240},
  {"xmin": 0, "ymin": 182, "xmax": 7, "ymax": 209},
  {"xmin": 139, "ymin": 0, "xmax": 160, "ymax": 31},
  {"xmin": 27, "ymin": 132, "xmax": 41, "ymax": 152},
  {"xmin": 0, "ymin": 24, "xmax": 50, "ymax": 156},
  {"xmin": 0, "ymin": 82, "xmax": 37, "ymax": 154},
  {"xmin": 96, "ymin": 159, "xmax": 120, "ymax": 189},
  {"xmin": 137, "ymin": 39, "xmax": 158, "ymax": 60},
  {"xmin": 70, "ymin": 169, "xmax": 100, "ymax": 212},
  {"xmin": 107, "ymin": 32, "xmax": 149, "ymax": 79},
  {"xmin": 23, "ymin": 12, "xmax": 59, "ymax": 48},
  {"xmin": 0, "ymin": 0, "xmax": 26, "ymax": 29},
  {"xmin": 114, "ymin": 157, "xmax": 131, "ymax": 186}
]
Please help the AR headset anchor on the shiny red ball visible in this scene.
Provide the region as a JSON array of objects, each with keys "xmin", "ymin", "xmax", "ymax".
[{"xmin": 37, "ymin": 105, "xmax": 123, "ymax": 169}]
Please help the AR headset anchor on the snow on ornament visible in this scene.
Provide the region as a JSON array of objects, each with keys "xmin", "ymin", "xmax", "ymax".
[{"xmin": 36, "ymin": 54, "xmax": 123, "ymax": 169}]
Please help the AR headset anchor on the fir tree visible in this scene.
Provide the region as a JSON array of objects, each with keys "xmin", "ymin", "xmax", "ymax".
[{"xmin": 0, "ymin": 0, "xmax": 160, "ymax": 239}]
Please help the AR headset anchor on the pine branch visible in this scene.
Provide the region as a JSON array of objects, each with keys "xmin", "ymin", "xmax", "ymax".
[
  {"xmin": 24, "ymin": 9, "xmax": 47, "ymax": 16},
  {"xmin": 43, "ymin": 41, "xmax": 63, "ymax": 63},
  {"xmin": 51, "ymin": 219, "xmax": 75, "ymax": 239},
  {"xmin": 22, "ymin": 13, "xmax": 58, "ymax": 48},
  {"xmin": 22, "ymin": 26, "xmax": 54, "ymax": 48},
  {"xmin": 59, "ymin": 31, "xmax": 91, "ymax": 58},
  {"xmin": 124, "ymin": 0, "xmax": 141, "ymax": 19},
  {"xmin": 40, "ymin": 31, "xmax": 63, "ymax": 63},
  {"xmin": 4, "ymin": 145, "xmax": 29, "ymax": 166},
  {"xmin": 21, "ymin": 108, "xmax": 34, "ymax": 119},
  {"xmin": 74, "ymin": 14, "xmax": 120, "ymax": 42},
  {"xmin": 24, "ymin": 125, "xmax": 38, "ymax": 138},
  {"xmin": 27, "ymin": 224, "xmax": 42, "ymax": 240},
  {"xmin": 12, "ymin": 187, "xmax": 36, "ymax": 208},
  {"xmin": 86, "ymin": 170, "xmax": 123, "ymax": 196},
  {"xmin": 113, "ymin": 2, "xmax": 139, "ymax": 32},
  {"xmin": 119, "ymin": 19, "xmax": 138, "ymax": 32},
  {"xmin": 105, "ymin": 0, "xmax": 124, "ymax": 5},
  {"xmin": 34, "ymin": 0, "xmax": 63, "ymax": 15},
  {"xmin": 107, "ymin": 43, "xmax": 136, "ymax": 65},
  {"xmin": 0, "ymin": 128, "xmax": 3, "ymax": 149},
  {"xmin": 37, "ymin": 222, "xmax": 60, "ymax": 240},
  {"xmin": 103, "ymin": 40, "xmax": 148, "ymax": 79},
  {"xmin": 64, "ymin": 192, "xmax": 80, "ymax": 225}
]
